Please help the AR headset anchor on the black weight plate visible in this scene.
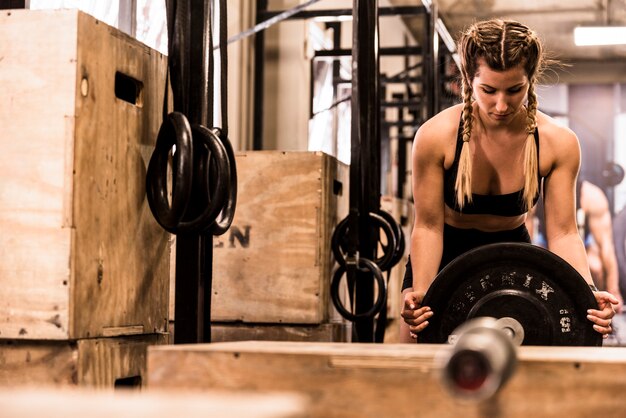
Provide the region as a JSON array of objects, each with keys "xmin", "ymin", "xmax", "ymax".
[{"xmin": 418, "ymin": 243, "xmax": 602, "ymax": 346}]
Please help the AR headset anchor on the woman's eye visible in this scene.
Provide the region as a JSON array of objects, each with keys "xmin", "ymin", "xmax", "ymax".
[
  {"xmin": 482, "ymin": 89, "xmax": 495, "ymax": 94},
  {"xmin": 508, "ymin": 88, "xmax": 522, "ymax": 93}
]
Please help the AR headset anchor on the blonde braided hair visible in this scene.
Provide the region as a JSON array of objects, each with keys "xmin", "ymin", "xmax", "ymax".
[{"xmin": 456, "ymin": 19, "xmax": 545, "ymax": 211}]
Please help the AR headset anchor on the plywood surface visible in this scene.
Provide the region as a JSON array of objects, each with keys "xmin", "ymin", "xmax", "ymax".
[
  {"xmin": 148, "ymin": 341, "xmax": 626, "ymax": 418},
  {"xmin": 0, "ymin": 9, "xmax": 170, "ymax": 339},
  {"xmin": 0, "ymin": 9, "xmax": 78, "ymax": 339},
  {"xmin": 0, "ymin": 334, "xmax": 167, "ymax": 387},
  {"xmin": 211, "ymin": 322, "xmax": 351, "ymax": 343},
  {"xmin": 0, "ymin": 340, "xmax": 78, "ymax": 386},
  {"xmin": 211, "ymin": 151, "xmax": 348, "ymax": 324},
  {"xmin": 77, "ymin": 334, "xmax": 167, "ymax": 387},
  {"xmin": 71, "ymin": 10, "xmax": 169, "ymax": 339}
]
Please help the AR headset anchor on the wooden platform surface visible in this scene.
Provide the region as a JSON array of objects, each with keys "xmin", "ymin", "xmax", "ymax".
[
  {"xmin": 0, "ymin": 388, "xmax": 308, "ymax": 418},
  {"xmin": 147, "ymin": 340, "xmax": 626, "ymax": 418}
]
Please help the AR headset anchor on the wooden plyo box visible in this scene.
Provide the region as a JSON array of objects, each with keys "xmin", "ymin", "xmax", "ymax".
[
  {"xmin": 210, "ymin": 151, "xmax": 349, "ymax": 325},
  {"xmin": 148, "ymin": 341, "xmax": 626, "ymax": 418},
  {"xmin": 0, "ymin": 334, "xmax": 167, "ymax": 388},
  {"xmin": 0, "ymin": 9, "xmax": 170, "ymax": 340}
]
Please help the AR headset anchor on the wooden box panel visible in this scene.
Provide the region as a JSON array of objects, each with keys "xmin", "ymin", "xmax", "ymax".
[
  {"xmin": 211, "ymin": 151, "xmax": 349, "ymax": 324},
  {"xmin": 210, "ymin": 323, "xmax": 351, "ymax": 343},
  {"xmin": 0, "ymin": 334, "xmax": 167, "ymax": 387},
  {"xmin": 148, "ymin": 341, "xmax": 626, "ymax": 418},
  {"xmin": 0, "ymin": 9, "xmax": 170, "ymax": 340}
]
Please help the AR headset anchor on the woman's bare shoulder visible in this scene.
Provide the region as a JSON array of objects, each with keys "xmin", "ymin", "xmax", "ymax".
[
  {"xmin": 415, "ymin": 104, "xmax": 463, "ymax": 144},
  {"xmin": 412, "ymin": 104, "xmax": 462, "ymax": 166},
  {"xmin": 536, "ymin": 111, "xmax": 578, "ymax": 146},
  {"xmin": 536, "ymin": 110, "xmax": 581, "ymax": 171}
]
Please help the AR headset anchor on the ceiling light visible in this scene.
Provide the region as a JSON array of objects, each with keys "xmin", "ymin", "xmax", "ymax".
[{"xmin": 574, "ymin": 26, "xmax": 626, "ymax": 46}]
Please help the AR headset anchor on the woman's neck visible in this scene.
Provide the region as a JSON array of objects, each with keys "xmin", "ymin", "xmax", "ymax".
[{"xmin": 475, "ymin": 106, "xmax": 527, "ymax": 142}]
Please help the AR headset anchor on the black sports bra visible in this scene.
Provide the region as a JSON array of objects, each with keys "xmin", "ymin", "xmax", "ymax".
[{"xmin": 443, "ymin": 120, "xmax": 543, "ymax": 216}]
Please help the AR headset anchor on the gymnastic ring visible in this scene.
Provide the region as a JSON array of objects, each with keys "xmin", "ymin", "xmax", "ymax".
[
  {"xmin": 377, "ymin": 209, "xmax": 405, "ymax": 269},
  {"xmin": 331, "ymin": 212, "xmax": 396, "ymax": 271},
  {"xmin": 330, "ymin": 215, "xmax": 349, "ymax": 264},
  {"xmin": 209, "ymin": 128, "xmax": 238, "ymax": 236},
  {"xmin": 174, "ymin": 125, "xmax": 230, "ymax": 233},
  {"xmin": 146, "ymin": 112, "xmax": 194, "ymax": 231},
  {"xmin": 330, "ymin": 257, "xmax": 387, "ymax": 321}
]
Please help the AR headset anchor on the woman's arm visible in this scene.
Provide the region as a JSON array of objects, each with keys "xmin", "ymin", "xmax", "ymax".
[
  {"xmin": 542, "ymin": 127, "xmax": 591, "ymax": 280},
  {"xmin": 400, "ymin": 114, "xmax": 449, "ymax": 340},
  {"xmin": 542, "ymin": 122, "xmax": 617, "ymax": 335}
]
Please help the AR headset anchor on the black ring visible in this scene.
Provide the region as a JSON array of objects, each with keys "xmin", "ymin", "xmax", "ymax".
[
  {"xmin": 146, "ymin": 114, "xmax": 237, "ymax": 235},
  {"xmin": 146, "ymin": 112, "xmax": 194, "ymax": 231},
  {"xmin": 209, "ymin": 128, "xmax": 238, "ymax": 236},
  {"xmin": 331, "ymin": 212, "xmax": 397, "ymax": 270},
  {"xmin": 377, "ymin": 209, "xmax": 405, "ymax": 268},
  {"xmin": 331, "ymin": 215, "xmax": 350, "ymax": 266},
  {"xmin": 330, "ymin": 257, "xmax": 387, "ymax": 321},
  {"xmin": 174, "ymin": 124, "xmax": 230, "ymax": 233}
]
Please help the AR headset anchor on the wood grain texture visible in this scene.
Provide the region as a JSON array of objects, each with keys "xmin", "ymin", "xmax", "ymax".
[
  {"xmin": 77, "ymin": 334, "xmax": 167, "ymax": 387},
  {"xmin": 0, "ymin": 334, "xmax": 166, "ymax": 387},
  {"xmin": 147, "ymin": 341, "xmax": 626, "ymax": 418},
  {"xmin": 0, "ymin": 9, "xmax": 78, "ymax": 339},
  {"xmin": 210, "ymin": 322, "xmax": 351, "ymax": 343},
  {"xmin": 0, "ymin": 340, "xmax": 78, "ymax": 386},
  {"xmin": 211, "ymin": 151, "xmax": 349, "ymax": 324},
  {"xmin": 71, "ymin": 11, "xmax": 169, "ymax": 339},
  {"xmin": 0, "ymin": 9, "xmax": 170, "ymax": 340}
]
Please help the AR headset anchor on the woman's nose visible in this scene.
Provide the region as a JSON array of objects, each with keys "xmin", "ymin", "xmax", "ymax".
[{"xmin": 495, "ymin": 95, "xmax": 508, "ymax": 113}]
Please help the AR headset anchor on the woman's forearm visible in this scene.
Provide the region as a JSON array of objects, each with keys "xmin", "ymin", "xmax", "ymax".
[
  {"xmin": 410, "ymin": 225, "xmax": 444, "ymax": 294},
  {"xmin": 548, "ymin": 232, "xmax": 594, "ymax": 285}
]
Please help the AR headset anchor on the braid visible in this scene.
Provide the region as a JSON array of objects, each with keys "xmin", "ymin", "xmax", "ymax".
[
  {"xmin": 470, "ymin": 28, "xmax": 482, "ymax": 49},
  {"xmin": 522, "ymin": 82, "xmax": 539, "ymax": 211},
  {"xmin": 456, "ymin": 18, "xmax": 548, "ymax": 212},
  {"xmin": 500, "ymin": 22, "xmax": 507, "ymax": 67},
  {"xmin": 455, "ymin": 81, "xmax": 474, "ymax": 209}
]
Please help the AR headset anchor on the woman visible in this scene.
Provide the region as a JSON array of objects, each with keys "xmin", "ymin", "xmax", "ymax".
[{"xmin": 400, "ymin": 19, "xmax": 617, "ymax": 342}]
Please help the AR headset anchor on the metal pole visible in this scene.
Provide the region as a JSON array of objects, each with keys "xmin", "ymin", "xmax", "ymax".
[
  {"xmin": 174, "ymin": 0, "xmax": 213, "ymax": 344},
  {"xmin": 424, "ymin": 2, "xmax": 439, "ymax": 118},
  {"xmin": 351, "ymin": 0, "xmax": 380, "ymax": 342},
  {"xmin": 252, "ymin": 0, "xmax": 267, "ymax": 150}
]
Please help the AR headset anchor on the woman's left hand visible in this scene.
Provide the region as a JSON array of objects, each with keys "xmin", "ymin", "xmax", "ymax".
[{"xmin": 587, "ymin": 291, "xmax": 620, "ymax": 337}]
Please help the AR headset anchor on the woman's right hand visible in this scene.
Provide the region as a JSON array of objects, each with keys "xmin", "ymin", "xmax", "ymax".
[{"xmin": 400, "ymin": 290, "xmax": 433, "ymax": 340}]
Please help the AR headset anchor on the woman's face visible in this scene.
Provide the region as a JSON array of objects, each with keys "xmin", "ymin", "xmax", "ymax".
[{"xmin": 470, "ymin": 58, "xmax": 529, "ymax": 125}]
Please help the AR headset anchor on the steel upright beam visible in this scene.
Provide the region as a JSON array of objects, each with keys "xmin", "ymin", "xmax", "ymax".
[
  {"xmin": 173, "ymin": 0, "xmax": 214, "ymax": 344},
  {"xmin": 252, "ymin": 0, "xmax": 267, "ymax": 150},
  {"xmin": 423, "ymin": 2, "xmax": 440, "ymax": 119},
  {"xmin": 350, "ymin": 0, "xmax": 381, "ymax": 342}
]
